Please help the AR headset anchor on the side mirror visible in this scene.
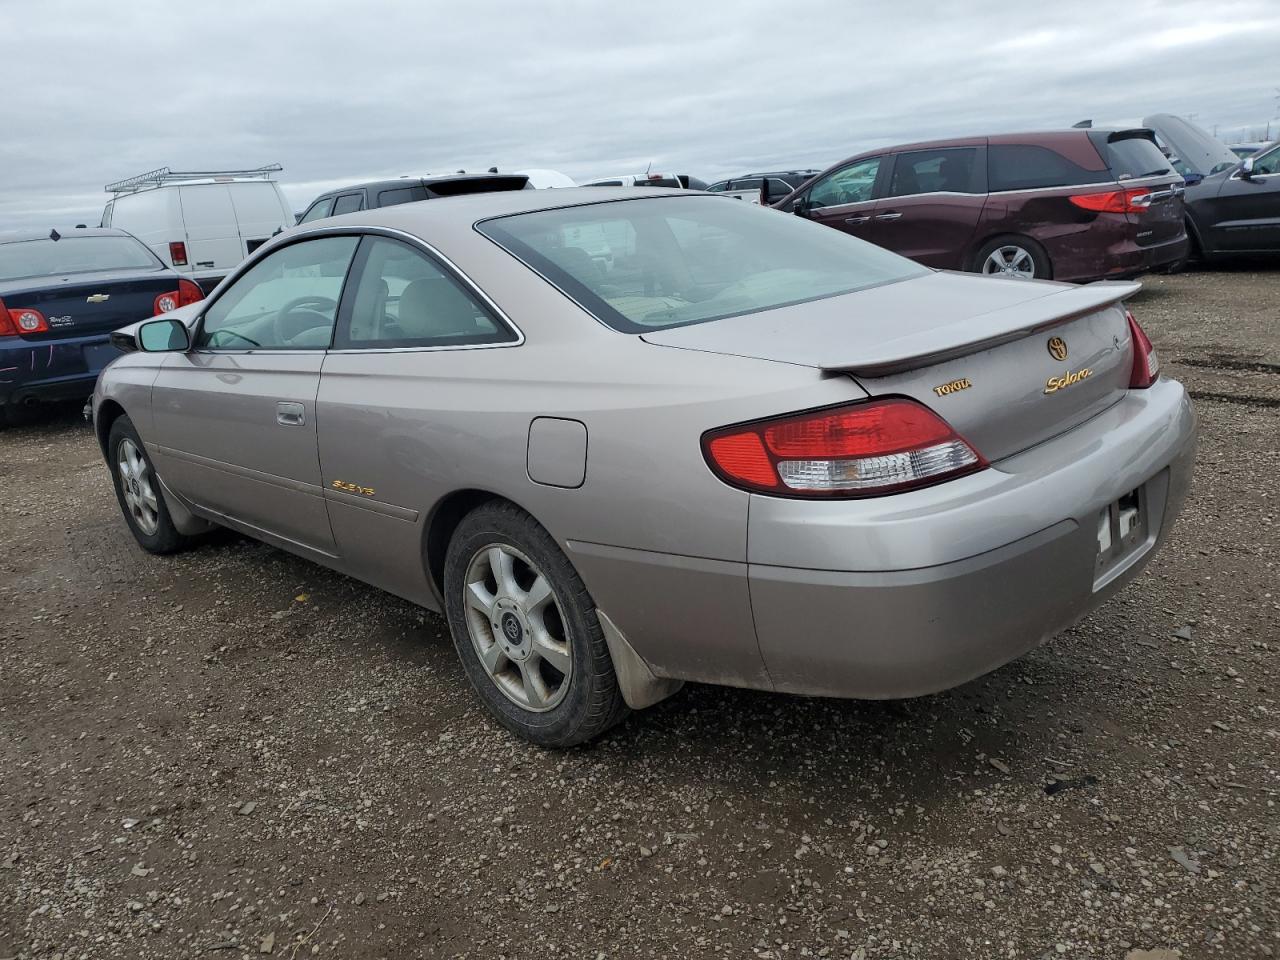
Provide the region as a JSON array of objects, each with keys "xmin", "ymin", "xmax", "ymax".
[
  {"xmin": 1240, "ymin": 157, "xmax": 1257, "ymax": 179},
  {"xmin": 792, "ymin": 194, "xmax": 809, "ymax": 217},
  {"xmin": 137, "ymin": 317, "xmax": 191, "ymax": 352}
]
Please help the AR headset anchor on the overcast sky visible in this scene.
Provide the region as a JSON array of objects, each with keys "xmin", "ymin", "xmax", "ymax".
[{"xmin": 2, "ymin": 0, "xmax": 1278, "ymax": 229}]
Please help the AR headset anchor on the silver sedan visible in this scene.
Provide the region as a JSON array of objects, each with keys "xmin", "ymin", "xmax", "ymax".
[{"xmin": 93, "ymin": 189, "xmax": 1196, "ymax": 746}]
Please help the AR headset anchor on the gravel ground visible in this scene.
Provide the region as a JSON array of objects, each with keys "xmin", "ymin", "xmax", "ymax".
[{"xmin": 1, "ymin": 266, "xmax": 1277, "ymax": 960}]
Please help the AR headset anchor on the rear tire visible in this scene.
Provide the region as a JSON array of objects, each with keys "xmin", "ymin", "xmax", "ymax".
[
  {"xmin": 443, "ymin": 501, "xmax": 628, "ymax": 747},
  {"xmin": 107, "ymin": 415, "xmax": 198, "ymax": 555},
  {"xmin": 974, "ymin": 235, "xmax": 1052, "ymax": 281}
]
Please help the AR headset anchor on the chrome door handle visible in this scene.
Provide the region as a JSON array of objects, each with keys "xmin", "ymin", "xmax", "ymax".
[
  {"xmin": 875, "ymin": 212, "xmax": 903, "ymax": 221},
  {"xmin": 276, "ymin": 401, "xmax": 306, "ymax": 426},
  {"xmin": 844, "ymin": 215, "xmax": 871, "ymax": 224}
]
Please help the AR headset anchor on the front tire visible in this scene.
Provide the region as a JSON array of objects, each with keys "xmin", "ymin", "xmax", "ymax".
[
  {"xmin": 107, "ymin": 415, "xmax": 197, "ymax": 555},
  {"xmin": 443, "ymin": 501, "xmax": 628, "ymax": 747},
  {"xmin": 974, "ymin": 235, "xmax": 1052, "ymax": 280}
]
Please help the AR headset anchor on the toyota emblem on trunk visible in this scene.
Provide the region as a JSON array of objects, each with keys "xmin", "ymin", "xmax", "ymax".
[{"xmin": 1047, "ymin": 336, "xmax": 1068, "ymax": 361}]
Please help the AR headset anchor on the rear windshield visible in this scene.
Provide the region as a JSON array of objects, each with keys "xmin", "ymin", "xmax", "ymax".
[
  {"xmin": 1105, "ymin": 137, "xmax": 1175, "ymax": 180},
  {"xmin": 478, "ymin": 195, "xmax": 928, "ymax": 333},
  {"xmin": 0, "ymin": 235, "xmax": 159, "ymax": 282}
]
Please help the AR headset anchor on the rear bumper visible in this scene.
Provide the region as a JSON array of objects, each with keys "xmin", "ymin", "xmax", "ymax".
[
  {"xmin": 0, "ymin": 334, "xmax": 123, "ymax": 407},
  {"xmin": 1054, "ymin": 227, "xmax": 1189, "ymax": 282},
  {"xmin": 749, "ymin": 378, "xmax": 1196, "ymax": 696},
  {"xmin": 575, "ymin": 379, "xmax": 1196, "ymax": 699}
]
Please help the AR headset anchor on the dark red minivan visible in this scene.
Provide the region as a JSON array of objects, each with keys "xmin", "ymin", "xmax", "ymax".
[{"xmin": 775, "ymin": 129, "xmax": 1188, "ymax": 282}]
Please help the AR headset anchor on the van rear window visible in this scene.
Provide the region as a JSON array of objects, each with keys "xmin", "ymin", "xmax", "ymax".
[
  {"xmin": 1104, "ymin": 137, "xmax": 1175, "ymax": 181},
  {"xmin": 988, "ymin": 145, "xmax": 1111, "ymax": 191}
]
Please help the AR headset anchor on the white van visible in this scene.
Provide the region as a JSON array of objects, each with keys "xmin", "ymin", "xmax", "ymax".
[{"xmin": 101, "ymin": 165, "xmax": 294, "ymax": 293}]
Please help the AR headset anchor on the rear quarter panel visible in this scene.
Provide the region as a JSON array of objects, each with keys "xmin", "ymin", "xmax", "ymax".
[{"xmin": 978, "ymin": 188, "xmax": 1128, "ymax": 280}]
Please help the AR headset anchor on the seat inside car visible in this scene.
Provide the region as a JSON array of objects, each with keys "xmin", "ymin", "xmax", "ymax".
[{"xmin": 395, "ymin": 277, "xmax": 489, "ymax": 339}]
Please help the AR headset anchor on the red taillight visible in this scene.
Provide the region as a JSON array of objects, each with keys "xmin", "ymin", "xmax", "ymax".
[
  {"xmin": 703, "ymin": 398, "xmax": 987, "ymax": 498},
  {"xmin": 3, "ymin": 302, "xmax": 49, "ymax": 335},
  {"xmin": 154, "ymin": 279, "xmax": 203, "ymax": 316},
  {"xmin": 177, "ymin": 278, "xmax": 203, "ymax": 305},
  {"xmin": 1126, "ymin": 308, "xmax": 1160, "ymax": 389},
  {"xmin": 1069, "ymin": 187, "xmax": 1153, "ymax": 214},
  {"xmin": 168, "ymin": 241, "xmax": 188, "ymax": 266}
]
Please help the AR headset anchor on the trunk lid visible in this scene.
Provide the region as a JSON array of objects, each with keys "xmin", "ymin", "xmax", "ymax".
[
  {"xmin": 1096, "ymin": 130, "xmax": 1186, "ymax": 247},
  {"xmin": 641, "ymin": 271, "xmax": 1139, "ymax": 461},
  {"xmin": 0, "ymin": 268, "xmax": 174, "ymax": 339}
]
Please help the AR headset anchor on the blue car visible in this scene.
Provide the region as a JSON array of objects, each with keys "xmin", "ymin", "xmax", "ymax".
[{"xmin": 0, "ymin": 228, "xmax": 202, "ymax": 426}]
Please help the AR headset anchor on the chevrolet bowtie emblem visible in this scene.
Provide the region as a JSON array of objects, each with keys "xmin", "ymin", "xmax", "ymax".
[{"xmin": 86, "ymin": 294, "xmax": 110, "ymax": 303}]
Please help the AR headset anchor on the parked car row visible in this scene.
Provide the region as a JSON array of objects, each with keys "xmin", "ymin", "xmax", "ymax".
[{"xmin": 2, "ymin": 115, "xmax": 1274, "ymax": 431}]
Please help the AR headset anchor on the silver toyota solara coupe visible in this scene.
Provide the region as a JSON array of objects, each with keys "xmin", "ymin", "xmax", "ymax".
[{"xmin": 93, "ymin": 188, "xmax": 1196, "ymax": 746}]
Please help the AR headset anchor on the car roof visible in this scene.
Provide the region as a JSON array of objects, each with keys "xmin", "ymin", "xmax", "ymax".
[
  {"xmin": 820, "ymin": 128, "xmax": 1151, "ymax": 170},
  {"xmin": 0, "ymin": 227, "xmax": 132, "ymax": 244},
  {"xmin": 735, "ymin": 170, "xmax": 820, "ymax": 178},
  {"xmin": 300, "ymin": 186, "xmax": 692, "ymax": 232},
  {"xmin": 314, "ymin": 173, "xmax": 528, "ymax": 199}
]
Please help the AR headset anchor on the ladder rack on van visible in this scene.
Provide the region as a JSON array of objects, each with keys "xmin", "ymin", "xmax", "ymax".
[{"xmin": 104, "ymin": 164, "xmax": 283, "ymax": 194}]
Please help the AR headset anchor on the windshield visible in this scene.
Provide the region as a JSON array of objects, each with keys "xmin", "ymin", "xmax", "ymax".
[
  {"xmin": 1143, "ymin": 114, "xmax": 1240, "ymax": 177},
  {"xmin": 478, "ymin": 195, "xmax": 928, "ymax": 333},
  {"xmin": 0, "ymin": 235, "xmax": 160, "ymax": 282}
]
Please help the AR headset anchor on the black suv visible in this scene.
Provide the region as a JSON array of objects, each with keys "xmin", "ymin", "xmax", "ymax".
[{"xmin": 297, "ymin": 173, "xmax": 531, "ymax": 223}]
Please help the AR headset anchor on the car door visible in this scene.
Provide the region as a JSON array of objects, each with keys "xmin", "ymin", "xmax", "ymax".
[
  {"xmin": 870, "ymin": 146, "xmax": 987, "ymax": 268},
  {"xmin": 1205, "ymin": 144, "xmax": 1280, "ymax": 252},
  {"xmin": 316, "ymin": 234, "xmax": 521, "ymax": 605},
  {"xmin": 177, "ymin": 184, "xmax": 245, "ymax": 275},
  {"xmin": 793, "ymin": 156, "xmax": 886, "ymax": 241},
  {"xmin": 149, "ymin": 234, "xmax": 361, "ymax": 556}
]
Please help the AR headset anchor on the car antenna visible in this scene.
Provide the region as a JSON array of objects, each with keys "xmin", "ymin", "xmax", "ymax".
[
  {"xmin": 1071, "ymin": 119, "xmax": 1093, "ymax": 128},
  {"xmin": 49, "ymin": 228, "xmax": 61, "ymax": 241}
]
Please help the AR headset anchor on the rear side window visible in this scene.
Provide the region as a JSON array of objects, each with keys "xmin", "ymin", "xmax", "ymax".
[
  {"xmin": 376, "ymin": 185, "xmax": 429, "ymax": 207},
  {"xmin": 337, "ymin": 237, "xmax": 514, "ymax": 349},
  {"xmin": 988, "ymin": 145, "xmax": 1111, "ymax": 191},
  {"xmin": 889, "ymin": 148, "xmax": 982, "ymax": 196},
  {"xmin": 1104, "ymin": 137, "xmax": 1175, "ymax": 180},
  {"xmin": 331, "ymin": 193, "xmax": 364, "ymax": 216}
]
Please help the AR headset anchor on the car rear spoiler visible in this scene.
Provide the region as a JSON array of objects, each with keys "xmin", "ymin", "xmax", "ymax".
[{"xmin": 820, "ymin": 280, "xmax": 1142, "ymax": 377}]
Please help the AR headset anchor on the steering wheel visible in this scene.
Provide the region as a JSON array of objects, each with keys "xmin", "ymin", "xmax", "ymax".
[{"xmin": 273, "ymin": 295, "xmax": 338, "ymax": 344}]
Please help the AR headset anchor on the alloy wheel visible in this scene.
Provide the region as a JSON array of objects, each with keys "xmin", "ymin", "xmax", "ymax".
[
  {"xmin": 117, "ymin": 437, "xmax": 160, "ymax": 536},
  {"xmin": 462, "ymin": 543, "xmax": 572, "ymax": 712},
  {"xmin": 982, "ymin": 245, "xmax": 1037, "ymax": 279}
]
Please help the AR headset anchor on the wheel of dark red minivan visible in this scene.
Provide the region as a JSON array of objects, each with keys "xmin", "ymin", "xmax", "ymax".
[{"xmin": 974, "ymin": 235, "xmax": 1052, "ymax": 281}]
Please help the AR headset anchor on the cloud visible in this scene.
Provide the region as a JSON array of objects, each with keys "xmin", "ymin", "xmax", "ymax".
[{"xmin": 1, "ymin": 0, "xmax": 1278, "ymax": 230}]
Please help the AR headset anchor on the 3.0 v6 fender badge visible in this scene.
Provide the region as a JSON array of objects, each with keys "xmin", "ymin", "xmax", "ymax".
[
  {"xmin": 932, "ymin": 377, "xmax": 972, "ymax": 397},
  {"xmin": 1044, "ymin": 367, "xmax": 1093, "ymax": 394},
  {"xmin": 331, "ymin": 479, "xmax": 376, "ymax": 497}
]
